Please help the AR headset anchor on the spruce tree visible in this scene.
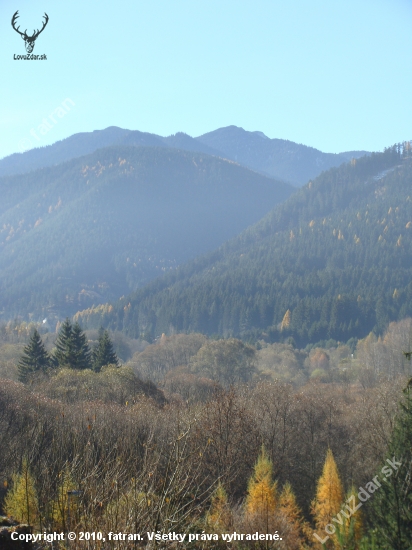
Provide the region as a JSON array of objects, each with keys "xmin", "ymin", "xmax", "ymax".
[
  {"xmin": 54, "ymin": 318, "xmax": 75, "ymax": 368},
  {"xmin": 367, "ymin": 381, "xmax": 412, "ymax": 549},
  {"xmin": 92, "ymin": 328, "xmax": 119, "ymax": 372},
  {"xmin": 54, "ymin": 319, "xmax": 91, "ymax": 370},
  {"xmin": 18, "ymin": 328, "xmax": 50, "ymax": 382},
  {"xmin": 71, "ymin": 322, "xmax": 92, "ymax": 370}
]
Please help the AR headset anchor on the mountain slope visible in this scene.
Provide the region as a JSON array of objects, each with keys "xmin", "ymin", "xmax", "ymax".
[
  {"xmin": 0, "ymin": 127, "xmax": 163, "ymax": 177},
  {"xmin": 0, "ymin": 146, "xmax": 293, "ymax": 320},
  {"xmin": 0, "ymin": 126, "xmax": 368, "ymax": 186},
  {"xmin": 80, "ymin": 145, "xmax": 412, "ymax": 345},
  {"xmin": 196, "ymin": 126, "xmax": 369, "ymax": 185}
]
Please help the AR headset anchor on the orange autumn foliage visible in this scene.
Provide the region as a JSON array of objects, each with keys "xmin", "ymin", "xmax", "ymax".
[
  {"xmin": 311, "ymin": 448, "xmax": 344, "ymax": 545},
  {"xmin": 245, "ymin": 446, "xmax": 277, "ymax": 517}
]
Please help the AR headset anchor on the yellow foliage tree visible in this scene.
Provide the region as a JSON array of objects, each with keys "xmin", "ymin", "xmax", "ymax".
[
  {"xmin": 4, "ymin": 459, "xmax": 39, "ymax": 526},
  {"xmin": 206, "ymin": 483, "xmax": 232, "ymax": 533},
  {"xmin": 279, "ymin": 482, "xmax": 312, "ymax": 548},
  {"xmin": 311, "ymin": 448, "xmax": 343, "ymax": 546},
  {"xmin": 281, "ymin": 310, "xmax": 291, "ymax": 331},
  {"xmin": 246, "ymin": 446, "xmax": 277, "ymax": 518},
  {"xmin": 50, "ymin": 467, "xmax": 77, "ymax": 531}
]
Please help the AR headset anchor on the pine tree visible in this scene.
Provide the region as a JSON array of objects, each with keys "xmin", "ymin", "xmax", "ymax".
[
  {"xmin": 246, "ymin": 445, "xmax": 277, "ymax": 518},
  {"xmin": 4, "ymin": 459, "xmax": 39, "ymax": 526},
  {"xmin": 92, "ymin": 328, "xmax": 119, "ymax": 372},
  {"xmin": 311, "ymin": 448, "xmax": 344, "ymax": 546},
  {"xmin": 367, "ymin": 382, "xmax": 412, "ymax": 549},
  {"xmin": 18, "ymin": 328, "xmax": 50, "ymax": 382}
]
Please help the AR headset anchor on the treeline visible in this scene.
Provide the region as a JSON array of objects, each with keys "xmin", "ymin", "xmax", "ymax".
[
  {"xmin": 17, "ymin": 320, "xmax": 118, "ymax": 382},
  {"xmin": 11, "ymin": 318, "xmax": 412, "ymax": 395},
  {"xmin": 126, "ymin": 318, "xmax": 412, "ymax": 393},
  {"xmin": 77, "ymin": 144, "xmax": 412, "ymax": 346}
]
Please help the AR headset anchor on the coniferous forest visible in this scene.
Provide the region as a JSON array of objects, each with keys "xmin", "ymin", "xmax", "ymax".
[
  {"xmin": 0, "ymin": 130, "xmax": 411, "ymax": 549},
  {"xmin": 79, "ymin": 144, "xmax": 412, "ymax": 347},
  {"xmin": 0, "ymin": 145, "xmax": 293, "ymax": 318}
]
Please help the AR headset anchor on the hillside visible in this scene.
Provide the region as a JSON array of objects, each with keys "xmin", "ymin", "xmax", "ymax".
[
  {"xmin": 78, "ymin": 145, "xmax": 412, "ymax": 345},
  {"xmin": 0, "ymin": 146, "xmax": 293, "ymax": 321},
  {"xmin": 196, "ymin": 125, "xmax": 369, "ymax": 185},
  {"xmin": 0, "ymin": 126, "xmax": 368, "ymax": 186}
]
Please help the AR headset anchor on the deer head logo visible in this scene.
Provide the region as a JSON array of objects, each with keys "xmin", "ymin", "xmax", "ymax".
[{"xmin": 11, "ymin": 11, "xmax": 49, "ymax": 54}]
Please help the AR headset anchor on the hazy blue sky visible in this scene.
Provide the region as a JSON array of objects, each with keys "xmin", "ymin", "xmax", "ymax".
[{"xmin": 1, "ymin": 0, "xmax": 411, "ymax": 159}]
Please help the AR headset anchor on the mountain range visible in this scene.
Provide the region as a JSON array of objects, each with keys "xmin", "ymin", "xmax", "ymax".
[
  {"xmin": 0, "ymin": 125, "xmax": 368, "ymax": 186},
  {"xmin": 3, "ymin": 124, "xmax": 404, "ymax": 347}
]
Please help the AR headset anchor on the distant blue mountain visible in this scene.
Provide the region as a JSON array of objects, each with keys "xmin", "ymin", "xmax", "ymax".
[{"xmin": 0, "ymin": 125, "xmax": 368, "ymax": 186}]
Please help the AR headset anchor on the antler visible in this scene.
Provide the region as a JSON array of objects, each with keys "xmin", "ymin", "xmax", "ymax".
[
  {"xmin": 11, "ymin": 10, "xmax": 25, "ymax": 37},
  {"xmin": 32, "ymin": 13, "xmax": 49, "ymax": 40}
]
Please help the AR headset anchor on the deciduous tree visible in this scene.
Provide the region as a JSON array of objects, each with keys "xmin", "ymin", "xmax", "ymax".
[
  {"xmin": 4, "ymin": 459, "xmax": 39, "ymax": 526},
  {"xmin": 206, "ymin": 483, "xmax": 232, "ymax": 533},
  {"xmin": 311, "ymin": 448, "xmax": 344, "ymax": 546},
  {"xmin": 246, "ymin": 445, "xmax": 277, "ymax": 517}
]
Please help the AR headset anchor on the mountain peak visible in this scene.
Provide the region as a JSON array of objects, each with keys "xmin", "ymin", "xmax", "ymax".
[{"xmin": 0, "ymin": 125, "xmax": 369, "ymax": 186}]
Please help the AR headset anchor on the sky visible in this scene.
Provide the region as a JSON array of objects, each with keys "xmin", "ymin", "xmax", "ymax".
[{"xmin": 1, "ymin": 0, "xmax": 411, "ymax": 159}]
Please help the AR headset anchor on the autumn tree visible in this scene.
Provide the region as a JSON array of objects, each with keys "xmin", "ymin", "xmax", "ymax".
[
  {"xmin": 206, "ymin": 483, "xmax": 232, "ymax": 534},
  {"xmin": 131, "ymin": 332, "xmax": 206, "ymax": 383},
  {"xmin": 190, "ymin": 338, "xmax": 256, "ymax": 387},
  {"xmin": 311, "ymin": 448, "xmax": 344, "ymax": 547},
  {"xmin": 280, "ymin": 310, "xmax": 291, "ymax": 331},
  {"xmin": 18, "ymin": 328, "xmax": 51, "ymax": 382},
  {"xmin": 245, "ymin": 446, "xmax": 277, "ymax": 520},
  {"xmin": 278, "ymin": 482, "xmax": 312, "ymax": 548},
  {"xmin": 4, "ymin": 459, "xmax": 39, "ymax": 526},
  {"xmin": 50, "ymin": 467, "xmax": 77, "ymax": 531}
]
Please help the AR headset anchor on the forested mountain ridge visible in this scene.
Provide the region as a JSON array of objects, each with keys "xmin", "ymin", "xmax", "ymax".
[
  {"xmin": 196, "ymin": 125, "xmax": 369, "ymax": 185},
  {"xmin": 0, "ymin": 125, "xmax": 368, "ymax": 186},
  {"xmin": 77, "ymin": 145, "xmax": 412, "ymax": 345},
  {"xmin": 0, "ymin": 128, "xmax": 225, "ymax": 179},
  {"xmin": 0, "ymin": 145, "xmax": 293, "ymax": 320}
]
